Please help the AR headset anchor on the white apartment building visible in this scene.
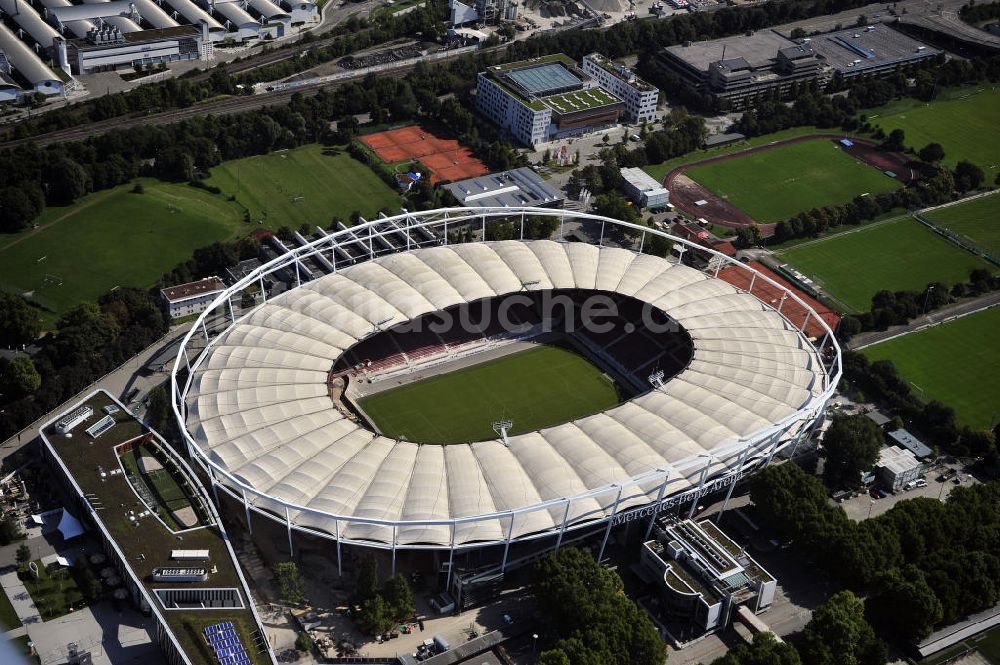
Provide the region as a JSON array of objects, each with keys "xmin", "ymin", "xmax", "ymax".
[
  {"xmin": 161, "ymin": 276, "xmax": 226, "ymax": 320},
  {"xmin": 476, "ymin": 72, "xmax": 552, "ymax": 146},
  {"xmin": 581, "ymin": 52, "xmax": 659, "ymax": 123}
]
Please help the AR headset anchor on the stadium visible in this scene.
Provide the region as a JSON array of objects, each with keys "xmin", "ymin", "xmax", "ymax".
[{"xmin": 170, "ymin": 207, "xmax": 840, "ymax": 594}]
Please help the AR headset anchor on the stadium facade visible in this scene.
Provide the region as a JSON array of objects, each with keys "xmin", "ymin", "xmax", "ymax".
[{"xmin": 171, "ymin": 207, "xmax": 840, "ymax": 593}]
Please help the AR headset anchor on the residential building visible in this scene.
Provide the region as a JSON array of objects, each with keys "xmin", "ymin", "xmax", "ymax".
[
  {"xmin": 581, "ymin": 53, "xmax": 659, "ymax": 123},
  {"xmin": 641, "ymin": 518, "xmax": 776, "ymax": 634},
  {"xmin": 876, "ymin": 445, "xmax": 923, "ymax": 491},
  {"xmin": 476, "ymin": 54, "xmax": 624, "ymax": 146},
  {"xmin": 620, "ymin": 167, "xmax": 669, "ymax": 209},
  {"xmin": 161, "ymin": 276, "xmax": 225, "ymax": 319}
]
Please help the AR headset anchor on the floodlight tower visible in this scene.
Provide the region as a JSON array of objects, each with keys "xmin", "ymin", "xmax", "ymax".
[
  {"xmin": 648, "ymin": 369, "xmax": 665, "ymax": 389},
  {"xmin": 492, "ymin": 419, "xmax": 513, "ymax": 446}
]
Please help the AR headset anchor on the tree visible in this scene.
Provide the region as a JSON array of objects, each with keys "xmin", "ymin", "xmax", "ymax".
[
  {"xmin": 880, "ymin": 128, "xmax": 906, "ymax": 152},
  {"xmin": 273, "ymin": 562, "xmax": 305, "ymax": 605},
  {"xmin": 0, "ymin": 186, "xmax": 44, "ymax": 232},
  {"xmin": 799, "ymin": 591, "xmax": 887, "ymax": 665},
  {"xmin": 820, "ymin": 415, "xmax": 883, "ymax": 490},
  {"xmin": 710, "ymin": 631, "xmax": 801, "ymax": 665},
  {"xmin": 954, "ymin": 160, "xmax": 985, "ymax": 192},
  {"xmin": 15, "ymin": 543, "xmax": 31, "ymax": 567},
  {"xmin": 145, "ymin": 386, "xmax": 169, "ymax": 433},
  {"xmin": 49, "ymin": 157, "xmax": 90, "ymax": 204},
  {"xmin": 918, "ymin": 143, "xmax": 945, "ymax": 164},
  {"xmin": 354, "ymin": 554, "xmax": 380, "ymax": 603},
  {"xmin": 867, "ymin": 566, "xmax": 942, "ymax": 642},
  {"xmin": 294, "ymin": 631, "xmax": 314, "ymax": 652},
  {"xmin": 0, "ymin": 517, "xmax": 23, "ymax": 546},
  {"xmin": 1, "ymin": 356, "xmax": 41, "ymax": 398},
  {"xmin": 0, "ymin": 293, "xmax": 40, "ymax": 349},
  {"xmin": 359, "ymin": 594, "xmax": 394, "ymax": 635},
  {"xmin": 381, "ymin": 575, "xmax": 414, "ymax": 620},
  {"xmin": 735, "ymin": 224, "xmax": 762, "ymax": 249},
  {"xmin": 536, "ymin": 650, "xmax": 571, "ymax": 665}
]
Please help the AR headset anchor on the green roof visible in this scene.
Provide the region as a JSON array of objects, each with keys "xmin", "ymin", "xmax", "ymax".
[
  {"xmin": 544, "ymin": 87, "xmax": 622, "ymax": 114},
  {"xmin": 489, "ymin": 53, "xmax": 577, "ymax": 73}
]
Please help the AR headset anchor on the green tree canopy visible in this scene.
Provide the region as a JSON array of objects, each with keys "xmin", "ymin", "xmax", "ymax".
[
  {"xmin": 274, "ymin": 561, "xmax": 305, "ymax": 606},
  {"xmin": 381, "ymin": 574, "xmax": 414, "ymax": 620},
  {"xmin": 820, "ymin": 415, "xmax": 883, "ymax": 490},
  {"xmin": 799, "ymin": 591, "xmax": 887, "ymax": 665},
  {"xmin": 709, "ymin": 631, "xmax": 801, "ymax": 665},
  {"xmin": 1, "ymin": 357, "xmax": 41, "ymax": 398},
  {"xmin": 0, "ymin": 293, "xmax": 41, "ymax": 348}
]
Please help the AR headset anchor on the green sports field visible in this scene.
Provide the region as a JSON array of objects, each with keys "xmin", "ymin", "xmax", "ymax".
[
  {"xmin": 204, "ymin": 144, "xmax": 402, "ymax": 228},
  {"xmin": 685, "ymin": 139, "xmax": 900, "ymax": 223},
  {"xmin": 0, "ymin": 180, "xmax": 241, "ymax": 324},
  {"xmin": 359, "ymin": 345, "xmax": 624, "ymax": 444},
  {"xmin": 776, "ymin": 217, "xmax": 995, "ymax": 312},
  {"xmin": 863, "ymin": 307, "xmax": 1000, "ymax": 430},
  {"xmin": 868, "ymin": 87, "xmax": 1000, "ymax": 172},
  {"xmin": 925, "ymin": 193, "xmax": 1000, "ymax": 257}
]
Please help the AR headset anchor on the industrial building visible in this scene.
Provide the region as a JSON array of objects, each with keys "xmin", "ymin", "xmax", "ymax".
[
  {"xmin": 581, "ymin": 53, "xmax": 659, "ymax": 123},
  {"xmin": 0, "ymin": 0, "xmax": 318, "ymax": 100},
  {"xmin": 475, "ymin": 54, "xmax": 625, "ymax": 146},
  {"xmin": 442, "ymin": 167, "xmax": 564, "ymax": 208},
  {"xmin": 449, "ymin": 0, "xmax": 518, "ymax": 25},
  {"xmin": 876, "ymin": 445, "xmax": 923, "ymax": 491},
  {"xmin": 620, "ymin": 166, "xmax": 669, "ymax": 209},
  {"xmin": 656, "ymin": 26, "xmax": 939, "ymax": 110},
  {"xmin": 641, "ymin": 518, "xmax": 776, "ymax": 633},
  {"xmin": 161, "ymin": 276, "xmax": 225, "ymax": 319}
]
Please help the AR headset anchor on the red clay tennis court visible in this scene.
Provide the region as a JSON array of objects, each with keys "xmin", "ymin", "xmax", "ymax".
[{"xmin": 360, "ymin": 125, "xmax": 489, "ymax": 183}]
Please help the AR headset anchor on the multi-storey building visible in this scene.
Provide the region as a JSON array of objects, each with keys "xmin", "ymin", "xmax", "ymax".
[
  {"xmin": 161, "ymin": 276, "xmax": 225, "ymax": 320},
  {"xmin": 476, "ymin": 54, "xmax": 625, "ymax": 147},
  {"xmin": 581, "ymin": 52, "xmax": 659, "ymax": 123}
]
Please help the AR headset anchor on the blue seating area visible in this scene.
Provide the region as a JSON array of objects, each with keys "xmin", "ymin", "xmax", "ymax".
[{"xmin": 204, "ymin": 621, "xmax": 251, "ymax": 665}]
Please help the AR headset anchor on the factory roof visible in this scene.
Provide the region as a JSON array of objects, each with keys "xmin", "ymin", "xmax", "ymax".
[{"xmin": 443, "ymin": 167, "xmax": 563, "ymax": 208}]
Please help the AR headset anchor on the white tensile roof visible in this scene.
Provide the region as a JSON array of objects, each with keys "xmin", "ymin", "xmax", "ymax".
[{"xmin": 186, "ymin": 240, "xmax": 824, "ymax": 547}]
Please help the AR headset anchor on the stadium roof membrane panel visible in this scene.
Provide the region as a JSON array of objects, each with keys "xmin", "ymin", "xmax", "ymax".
[{"xmin": 185, "ymin": 240, "xmax": 825, "ymax": 547}]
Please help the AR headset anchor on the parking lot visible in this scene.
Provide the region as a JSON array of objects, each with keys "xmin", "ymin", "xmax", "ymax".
[{"xmin": 839, "ymin": 460, "xmax": 975, "ymax": 521}]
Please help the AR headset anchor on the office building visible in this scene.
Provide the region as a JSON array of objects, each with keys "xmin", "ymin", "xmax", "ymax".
[{"xmin": 581, "ymin": 53, "xmax": 659, "ymax": 123}]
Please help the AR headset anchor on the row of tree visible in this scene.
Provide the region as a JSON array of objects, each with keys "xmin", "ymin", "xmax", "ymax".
[
  {"xmin": 532, "ymin": 547, "xmax": 665, "ymax": 665},
  {"xmin": 840, "ymin": 351, "xmax": 999, "ymax": 460},
  {"xmin": 0, "ymin": 288, "xmax": 168, "ymax": 442},
  {"xmin": 751, "ymin": 464, "xmax": 1000, "ymax": 642}
]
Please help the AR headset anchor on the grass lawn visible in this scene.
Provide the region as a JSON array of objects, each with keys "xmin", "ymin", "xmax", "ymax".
[
  {"xmin": 360, "ymin": 345, "xmax": 624, "ymax": 444},
  {"xmin": 204, "ymin": 144, "xmax": 402, "ymax": 229},
  {"xmin": 863, "ymin": 307, "xmax": 1000, "ymax": 430},
  {"xmin": 925, "ymin": 193, "xmax": 1000, "ymax": 257},
  {"xmin": 0, "ymin": 587, "xmax": 21, "ymax": 631},
  {"xmin": 685, "ymin": 139, "xmax": 900, "ymax": 222},
  {"xmin": 867, "ymin": 86, "xmax": 1000, "ymax": 172},
  {"xmin": 775, "ymin": 217, "xmax": 995, "ymax": 312},
  {"xmin": 20, "ymin": 560, "xmax": 85, "ymax": 621},
  {"xmin": 118, "ymin": 442, "xmax": 200, "ymax": 532},
  {"xmin": 642, "ymin": 125, "xmax": 827, "ymax": 184},
  {"xmin": 0, "ymin": 180, "xmax": 242, "ymax": 325}
]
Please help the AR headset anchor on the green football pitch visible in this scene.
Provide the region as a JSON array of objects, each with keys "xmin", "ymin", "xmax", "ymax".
[
  {"xmin": 868, "ymin": 87, "xmax": 1000, "ymax": 172},
  {"xmin": 204, "ymin": 144, "xmax": 402, "ymax": 228},
  {"xmin": 359, "ymin": 345, "xmax": 624, "ymax": 444},
  {"xmin": 925, "ymin": 193, "xmax": 1000, "ymax": 257},
  {"xmin": 684, "ymin": 139, "xmax": 900, "ymax": 222},
  {"xmin": 776, "ymin": 217, "xmax": 995, "ymax": 312},
  {"xmin": 0, "ymin": 180, "xmax": 242, "ymax": 324},
  {"xmin": 863, "ymin": 307, "xmax": 1000, "ymax": 430}
]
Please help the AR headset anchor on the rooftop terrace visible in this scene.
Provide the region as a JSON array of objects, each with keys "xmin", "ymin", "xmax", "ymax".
[{"xmin": 40, "ymin": 391, "xmax": 272, "ymax": 665}]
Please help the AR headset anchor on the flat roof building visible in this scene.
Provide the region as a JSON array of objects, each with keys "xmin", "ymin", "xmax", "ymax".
[
  {"xmin": 476, "ymin": 54, "xmax": 625, "ymax": 146},
  {"xmin": 161, "ymin": 276, "xmax": 225, "ymax": 319},
  {"xmin": 888, "ymin": 428, "xmax": 933, "ymax": 459},
  {"xmin": 656, "ymin": 26, "xmax": 938, "ymax": 110},
  {"xmin": 876, "ymin": 445, "xmax": 923, "ymax": 491},
  {"xmin": 620, "ymin": 166, "xmax": 669, "ymax": 209},
  {"xmin": 443, "ymin": 167, "xmax": 564, "ymax": 208},
  {"xmin": 581, "ymin": 53, "xmax": 659, "ymax": 123},
  {"xmin": 641, "ymin": 518, "xmax": 776, "ymax": 634}
]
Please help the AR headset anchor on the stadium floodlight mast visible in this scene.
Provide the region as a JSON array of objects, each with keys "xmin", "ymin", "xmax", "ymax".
[
  {"xmin": 492, "ymin": 419, "xmax": 513, "ymax": 446},
  {"xmin": 648, "ymin": 369, "xmax": 666, "ymax": 389}
]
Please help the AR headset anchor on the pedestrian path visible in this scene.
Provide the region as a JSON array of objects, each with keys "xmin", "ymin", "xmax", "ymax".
[{"xmin": 0, "ymin": 569, "xmax": 41, "ymax": 627}]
